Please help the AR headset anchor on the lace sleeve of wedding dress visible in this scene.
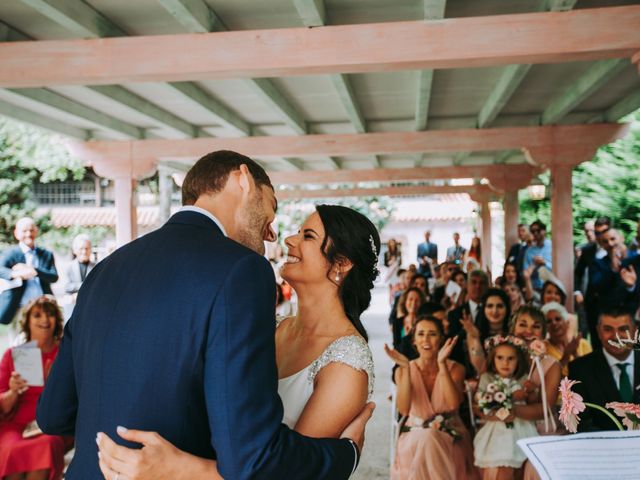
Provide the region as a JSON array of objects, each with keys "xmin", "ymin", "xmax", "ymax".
[{"xmin": 308, "ymin": 335, "xmax": 375, "ymax": 398}]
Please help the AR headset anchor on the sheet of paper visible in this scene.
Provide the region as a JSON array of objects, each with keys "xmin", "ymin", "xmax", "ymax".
[
  {"xmin": 0, "ymin": 277, "xmax": 23, "ymax": 293},
  {"xmin": 11, "ymin": 340, "xmax": 43, "ymax": 387},
  {"xmin": 518, "ymin": 431, "xmax": 640, "ymax": 480},
  {"xmin": 445, "ymin": 280, "xmax": 462, "ymax": 301}
]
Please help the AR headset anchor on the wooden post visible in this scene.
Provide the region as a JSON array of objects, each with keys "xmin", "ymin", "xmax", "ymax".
[
  {"xmin": 114, "ymin": 177, "xmax": 137, "ymax": 246},
  {"xmin": 70, "ymin": 141, "xmax": 158, "ymax": 247},
  {"xmin": 480, "ymin": 200, "xmax": 493, "ymax": 271},
  {"xmin": 158, "ymin": 165, "xmax": 172, "ymax": 224},
  {"xmin": 503, "ymin": 190, "xmax": 520, "ymax": 259},
  {"xmin": 550, "ymin": 165, "xmax": 574, "ymax": 307}
]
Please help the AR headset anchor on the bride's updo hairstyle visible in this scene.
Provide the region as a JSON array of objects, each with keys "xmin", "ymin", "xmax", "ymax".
[{"xmin": 316, "ymin": 205, "xmax": 381, "ymax": 342}]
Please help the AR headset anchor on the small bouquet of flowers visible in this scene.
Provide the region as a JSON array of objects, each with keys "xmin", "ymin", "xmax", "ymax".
[
  {"xmin": 476, "ymin": 376, "xmax": 521, "ymax": 428},
  {"xmin": 401, "ymin": 413, "xmax": 461, "ymax": 440}
]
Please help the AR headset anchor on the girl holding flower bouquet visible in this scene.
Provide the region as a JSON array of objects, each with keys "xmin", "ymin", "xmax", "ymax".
[
  {"xmin": 385, "ymin": 317, "xmax": 478, "ymax": 479},
  {"xmin": 473, "ymin": 335, "xmax": 538, "ymax": 479}
]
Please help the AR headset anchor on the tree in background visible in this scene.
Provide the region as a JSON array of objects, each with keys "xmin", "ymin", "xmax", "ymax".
[
  {"xmin": 0, "ymin": 117, "xmax": 85, "ymax": 245},
  {"xmin": 519, "ymin": 109, "xmax": 640, "ymax": 246}
]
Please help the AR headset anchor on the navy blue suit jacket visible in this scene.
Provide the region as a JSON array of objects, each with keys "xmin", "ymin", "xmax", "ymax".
[
  {"xmin": 37, "ymin": 211, "xmax": 354, "ymax": 479},
  {"xmin": 569, "ymin": 349, "xmax": 640, "ymax": 431},
  {"xmin": 0, "ymin": 245, "xmax": 58, "ymax": 324}
]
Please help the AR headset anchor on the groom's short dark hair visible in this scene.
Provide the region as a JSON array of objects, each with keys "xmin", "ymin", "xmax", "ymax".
[{"xmin": 182, "ymin": 150, "xmax": 273, "ymax": 205}]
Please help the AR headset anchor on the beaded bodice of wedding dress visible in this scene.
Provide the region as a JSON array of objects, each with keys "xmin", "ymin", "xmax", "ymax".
[{"xmin": 276, "ymin": 320, "xmax": 375, "ymax": 428}]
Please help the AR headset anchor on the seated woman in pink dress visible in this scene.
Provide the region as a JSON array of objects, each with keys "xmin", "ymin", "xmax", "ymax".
[
  {"xmin": 385, "ymin": 316, "xmax": 478, "ymax": 480},
  {"xmin": 0, "ymin": 296, "xmax": 70, "ymax": 480}
]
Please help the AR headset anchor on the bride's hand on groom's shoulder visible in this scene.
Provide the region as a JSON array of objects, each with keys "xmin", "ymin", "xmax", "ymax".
[
  {"xmin": 97, "ymin": 426, "xmax": 220, "ymax": 480},
  {"xmin": 384, "ymin": 344, "xmax": 409, "ymax": 368}
]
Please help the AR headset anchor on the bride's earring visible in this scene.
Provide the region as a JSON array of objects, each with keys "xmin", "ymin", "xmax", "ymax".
[{"xmin": 335, "ymin": 270, "xmax": 340, "ymax": 282}]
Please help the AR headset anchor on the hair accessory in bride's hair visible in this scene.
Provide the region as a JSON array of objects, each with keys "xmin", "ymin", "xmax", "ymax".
[{"xmin": 369, "ymin": 235, "xmax": 380, "ymax": 276}]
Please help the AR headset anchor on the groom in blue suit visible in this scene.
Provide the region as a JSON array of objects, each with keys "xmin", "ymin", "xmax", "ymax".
[{"xmin": 37, "ymin": 151, "xmax": 371, "ymax": 479}]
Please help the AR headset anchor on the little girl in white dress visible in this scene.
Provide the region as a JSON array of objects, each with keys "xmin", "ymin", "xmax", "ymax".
[{"xmin": 473, "ymin": 335, "xmax": 538, "ymax": 479}]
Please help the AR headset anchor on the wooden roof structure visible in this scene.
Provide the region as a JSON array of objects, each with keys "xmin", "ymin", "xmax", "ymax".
[{"xmin": 1, "ymin": 0, "xmax": 639, "ymax": 297}]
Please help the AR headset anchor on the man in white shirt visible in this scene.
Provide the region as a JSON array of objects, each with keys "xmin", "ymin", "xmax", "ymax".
[{"xmin": 569, "ymin": 309, "xmax": 639, "ymax": 431}]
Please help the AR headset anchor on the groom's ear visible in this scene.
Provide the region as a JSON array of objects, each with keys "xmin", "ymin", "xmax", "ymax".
[{"xmin": 236, "ymin": 164, "xmax": 256, "ymax": 197}]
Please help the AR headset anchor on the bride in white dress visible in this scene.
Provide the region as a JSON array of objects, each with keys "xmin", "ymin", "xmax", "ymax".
[{"xmin": 97, "ymin": 205, "xmax": 377, "ymax": 480}]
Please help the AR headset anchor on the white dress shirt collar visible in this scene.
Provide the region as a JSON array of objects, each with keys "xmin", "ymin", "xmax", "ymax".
[
  {"xmin": 178, "ymin": 206, "xmax": 227, "ymax": 237},
  {"xmin": 469, "ymin": 299, "xmax": 479, "ymax": 322},
  {"xmin": 19, "ymin": 242, "xmax": 35, "ymax": 254},
  {"xmin": 602, "ymin": 348, "xmax": 635, "ymax": 389}
]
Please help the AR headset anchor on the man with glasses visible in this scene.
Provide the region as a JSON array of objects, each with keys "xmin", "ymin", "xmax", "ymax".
[{"xmin": 522, "ymin": 220, "xmax": 552, "ymax": 292}]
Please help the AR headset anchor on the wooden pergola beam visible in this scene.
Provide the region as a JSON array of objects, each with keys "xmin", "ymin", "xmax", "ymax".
[
  {"xmin": 269, "ymin": 165, "xmax": 535, "ymax": 186},
  {"xmin": 1, "ymin": 6, "xmax": 638, "ymax": 88},
  {"xmin": 73, "ymin": 123, "xmax": 629, "ymax": 163},
  {"xmin": 276, "ymin": 183, "xmax": 494, "ymax": 200}
]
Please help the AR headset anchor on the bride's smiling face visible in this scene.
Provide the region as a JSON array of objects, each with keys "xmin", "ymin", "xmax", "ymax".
[{"xmin": 282, "ymin": 213, "xmax": 332, "ymax": 286}]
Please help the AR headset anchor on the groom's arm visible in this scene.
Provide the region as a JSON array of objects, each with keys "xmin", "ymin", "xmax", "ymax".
[
  {"xmin": 205, "ymin": 253, "xmax": 356, "ymax": 480},
  {"xmin": 37, "ymin": 314, "xmax": 78, "ymax": 435}
]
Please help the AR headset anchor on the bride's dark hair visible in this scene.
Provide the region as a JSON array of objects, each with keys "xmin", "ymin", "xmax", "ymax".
[{"xmin": 316, "ymin": 205, "xmax": 381, "ymax": 342}]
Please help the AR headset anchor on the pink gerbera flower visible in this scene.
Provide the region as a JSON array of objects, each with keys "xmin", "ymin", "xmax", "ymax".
[
  {"xmin": 605, "ymin": 402, "xmax": 640, "ymax": 430},
  {"xmin": 558, "ymin": 378, "xmax": 586, "ymax": 433}
]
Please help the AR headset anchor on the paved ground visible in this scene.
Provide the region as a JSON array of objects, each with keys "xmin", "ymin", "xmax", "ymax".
[
  {"xmin": 353, "ymin": 284, "xmax": 394, "ymax": 479},
  {"xmin": 0, "ymin": 286, "xmax": 395, "ymax": 478}
]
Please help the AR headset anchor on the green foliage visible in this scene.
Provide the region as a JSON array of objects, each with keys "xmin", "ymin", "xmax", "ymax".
[
  {"xmin": 37, "ymin": 224, "xmax": 112, "ymax": 258},
  {"xmin": 0, "ymin": 117, "xmax": 85, "ymax": 244},
  {"xmin": 519, "ymin": 109, "xmax": 640, "ymax": 245}
]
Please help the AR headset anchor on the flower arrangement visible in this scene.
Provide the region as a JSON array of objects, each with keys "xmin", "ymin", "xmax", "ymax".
[
  {"xmin": 401, "ymin": 413, "xmax": 460, "ymax": 440},
  {"xmin": 476, "ymin": 376, "xmax": 521, "ymax": 428},
  {"xmin": 558, "ymin": 377, "xmax": 626, "ymax": 433}
]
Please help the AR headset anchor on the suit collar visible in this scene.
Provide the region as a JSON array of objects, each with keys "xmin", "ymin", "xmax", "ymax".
[
  {"xmin": 594, "ymin": 349, "xmax": 622, "ymax": 402},
  {"xmin": 177, "ymin": 206, "xmax": 227, "ymax": 236},
  {"xmin": 166, "ymin": 210, "xmax": 225, "ymax": 236}
]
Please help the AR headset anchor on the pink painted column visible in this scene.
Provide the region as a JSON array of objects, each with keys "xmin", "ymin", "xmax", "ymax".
[
  {"xmin": 550, "ymin": 165, "xmax": 574, "ymax": 310},
  {"xmin": 503, "ymin": 190, "xmax": 520, "ymax": 259},
  {"xmin": 114, "ymin": 177, "xmax": 138, "ymax": 247},
  {"xmin": 480, "ymin": 200, "xmax": 492, "ymax": 271}
]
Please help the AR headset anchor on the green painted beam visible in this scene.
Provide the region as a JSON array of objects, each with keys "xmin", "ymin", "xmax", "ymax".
[
  {"xmin": 248, "ymin": 78, "xmax": 307, "ymax": 135},
  {"xmin": 18, "ymin": 0, "xmax": 126, "ymax": 37},
  {"xmin": 167, "ymin": 82, "xmax": 250, "ymax": 136},
  {"xmin": 415, "ymin": 69, "xmax": 435, "ymax": 131},
  {"xmin": 293, "ymin": 0, "xmax": 326, "ymax": 27},
  {"xmin": 478, "ymin": 64, "xmax": 532, "ymax": 128},
  {"xmin": 604, "ymin": 89, "xmax": 640, "ymax": 122},
  {"xmin": 0, "ymin": 21, "xmax": 30, "ymax": 41},
  {"xmin": 158, "ymin": 0, "xmax": 225, "ymax": 33},
  {"xmin": 8, "ymin": 88, "xmax": 144, "ymax": 138},
  {"xmin": 475, "ymin": 0, "xmax": 578, "ymax": 131},
  {"xmin": 330, "ymin": 74, "xmax": 365, "ymax": 133},
  {"xmin": 494, "ymin": 150, "xmax": 515, "ymax": 165},
  {"xmin": 281, "ymin": 157, "xmax": 305, "ymax": 171},
  {"xmin": 294, "ymin": 0, "xmax": 373, "ymax": 167},
  {"xmin": 160, "ymin": 0, "xmax": 309, "ymax": 138},
  {"xmin": 14, "ymin": 3, "xmax": 223, "ymax": 139},
  {"xmin": 544, "ymin": 0, "xmax": 578, "ymax": 11},
  {"xmin": 0, "ymin": 99, "xmax": 88, "ymax": 138},
  {"xmin": 89, "ymin": 85, "xmax": 198, "ymax": 138},
  {"xmin": 423, "ymin": 0, "xmax": 447, "ymax": 20},
  {"xmin": 542, "ymin": 58, "xmax": 629, "ymax": 125},
  {"xmin": 414, "ymin": 0, "xmax": 446, "ymax": 134},
  {"xmin": 453, "ymin": 152, "xmax": 469, "ymax": 166}
]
